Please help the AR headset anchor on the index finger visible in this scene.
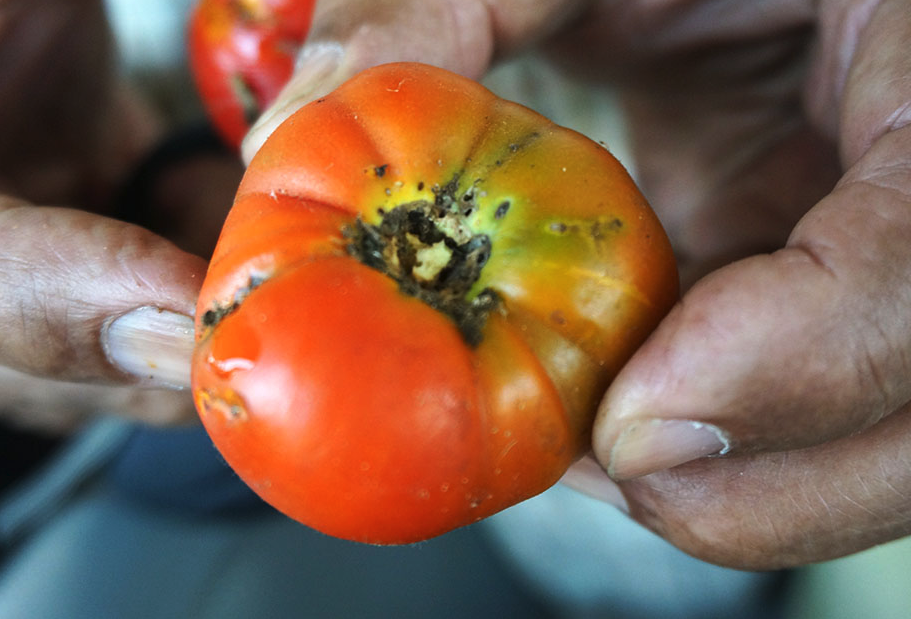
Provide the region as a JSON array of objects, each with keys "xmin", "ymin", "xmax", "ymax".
[{"xmin": 241, "ymin": 0, "xmax": 590, "ymax": 162}]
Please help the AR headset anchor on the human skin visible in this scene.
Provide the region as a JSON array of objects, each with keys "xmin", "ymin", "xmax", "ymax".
[
  {"xmin": 0, "ymin": 0, "xmax": 240, "ymax": 430},
  {"xmin": 3, "ymin": 0, "xmax": 909, "ymax": 569}
]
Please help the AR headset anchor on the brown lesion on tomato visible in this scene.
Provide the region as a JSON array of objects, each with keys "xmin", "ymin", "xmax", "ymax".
[
  {"xmin": 345, "ymin": 181, "xmax": 499, "ymax": 345},
  {"xmin": 591, "ymin": 218, "xmax": 623, "ymax": 240},
  {"xmin": 547, "ymin": 216, "xmax": 624, "ymax": 242},
  {"xmin": 200, "ymin": 273, "xmax": 266, "ymax": 332},
  {"xmin": 549, "ymin": 310, "xmax": 567, "ymax": 325},
  {"xmin": 195, "ymin": 387, "xmax": 249, "ymax": 423}
]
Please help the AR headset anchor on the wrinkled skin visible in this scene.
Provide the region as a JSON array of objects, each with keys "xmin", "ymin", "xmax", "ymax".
[{"xmin": 3, "ymin": 0, "xmax": 911, "ymax": 570}]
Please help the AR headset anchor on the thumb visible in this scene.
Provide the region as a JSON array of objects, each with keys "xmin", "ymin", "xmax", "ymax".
[
  {"xmin": 593, "ymin": 135, "xmax": 911, "ymax": 480},
  {"xmin": 592, "ymin": 0, "xmax": 911, "ymax": 482},
  {"xmin": 241, "ymin": 0, "xmax": 589, "ymax": 162},
  {"xmin": 0, "ymin": 200, "xmax": 203, "ymax": 388}
]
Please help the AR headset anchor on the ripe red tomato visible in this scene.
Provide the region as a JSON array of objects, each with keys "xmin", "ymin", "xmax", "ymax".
[
  {"xmin": 188, "ymin": 0, "xmax": 315, "ymax": 148},
  {"xmin": 192, "ymin": 62, "xmax": 678, "ymax": 544}
]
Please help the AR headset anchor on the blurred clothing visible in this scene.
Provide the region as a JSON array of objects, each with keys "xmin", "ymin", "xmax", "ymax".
[{"xmin": 0, "ymin": 418, "xmax": 784, "ymax": 619}]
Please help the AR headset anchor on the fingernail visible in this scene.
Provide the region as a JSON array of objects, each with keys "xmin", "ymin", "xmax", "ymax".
[
  {"xmin": 608, "ymin": 420, "xmax": 730, "ymax": 481},
  {"xmin": 103, "ymin": 307, "xmax": 195, "ymax": 388}
]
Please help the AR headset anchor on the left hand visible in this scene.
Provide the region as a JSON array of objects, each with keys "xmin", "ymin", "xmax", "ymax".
[{"xmin": 0, "ymin": 0, "xmax": 242, "ymax": 432}]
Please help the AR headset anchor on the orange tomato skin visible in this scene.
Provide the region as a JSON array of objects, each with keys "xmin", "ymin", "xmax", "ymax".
[
  {"xmin": 192, "ymin": 62, "xmax": 678, "ymax": 544},
  {"xmin": 188, "ymin": 0, "xmax": 315, "ymax": 148}
]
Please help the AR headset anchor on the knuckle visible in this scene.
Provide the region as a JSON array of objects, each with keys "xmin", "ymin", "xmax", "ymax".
[{"xmin": 625, "ymin": 460, "xmax": 835, "ymax": 570}]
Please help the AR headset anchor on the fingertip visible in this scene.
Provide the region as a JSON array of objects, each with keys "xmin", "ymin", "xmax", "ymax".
[
  {"xmin": 592, "ymin": 241, "xmax": 898, "ymax": 478},
  {"xmin": 560, "ymin": 455, "xmax": 630, "ymax": 514},
  {"xmin": 242, "ymin": 41, "xmax": 348, "ymax": 164}
]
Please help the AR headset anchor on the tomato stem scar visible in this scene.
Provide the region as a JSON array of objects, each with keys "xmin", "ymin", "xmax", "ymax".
[{"xmin": 345, "ymin": 182, "xmax": 498, "ymax": 345}]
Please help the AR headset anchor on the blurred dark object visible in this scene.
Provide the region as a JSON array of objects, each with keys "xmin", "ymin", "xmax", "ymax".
[
  {"xmin": 113, "ymin": 122, "xmax": 242, "ymax": 257},
  {"xmin": 0, "ymin": 424, "xmax": 62, "ymax": 495},
  {"xmin": 108, "ymin": 424, "xmax": 264, "ymax": 514}
]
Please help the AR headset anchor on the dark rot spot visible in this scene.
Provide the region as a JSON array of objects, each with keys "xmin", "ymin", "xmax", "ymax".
[
  {"xmin": 200, "ymin": 275, "xmax": 265, "ymax": 330},
  {"xmin": 494, "ymin": 201, "xmax": 510, "ymax": 220},
  {"xmin": 202, "ymin": 309, "xmax": 219, "ymax": 328},
  {"xmin": 374, "ymin": 164, "xmax": 389, "ymax": 178},
  {"xmin": 346, "ymin": 199, "xmax": 498, "ymax": 345},
  {"xmin": 195, "ymin": 388, "xmax": 249, "ymax": 423}
]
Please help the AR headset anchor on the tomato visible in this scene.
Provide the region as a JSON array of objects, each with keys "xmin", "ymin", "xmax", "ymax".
[
  {"xmin": 188, "ymin": 0, "xmax": 315, "ymax": 148},
  {"xmin": 192, "ymin": 62, "xmax": 678, "ymax": 544}
]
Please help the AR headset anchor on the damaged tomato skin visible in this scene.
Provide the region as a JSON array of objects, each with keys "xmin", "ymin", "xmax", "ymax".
[
  {"xmin": 192, "ymin": 62, "xmax": 678, "ymax": 544},
  {"xmin": 188, "ymin": 0, "xmax": 315, "ymax": 148}
]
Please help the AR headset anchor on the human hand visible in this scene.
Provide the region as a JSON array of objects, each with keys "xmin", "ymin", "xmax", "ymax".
[
  {"xmin": 556, "ymin": 0, "xmax": 911, "ymax": 570},
  {"xmin": 0, "ymin": 0, "xmax": 239, "ymax": 432},
  {"xmin": 244, "ymin": 0, "xmax": 911, "ymax": 569}
]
